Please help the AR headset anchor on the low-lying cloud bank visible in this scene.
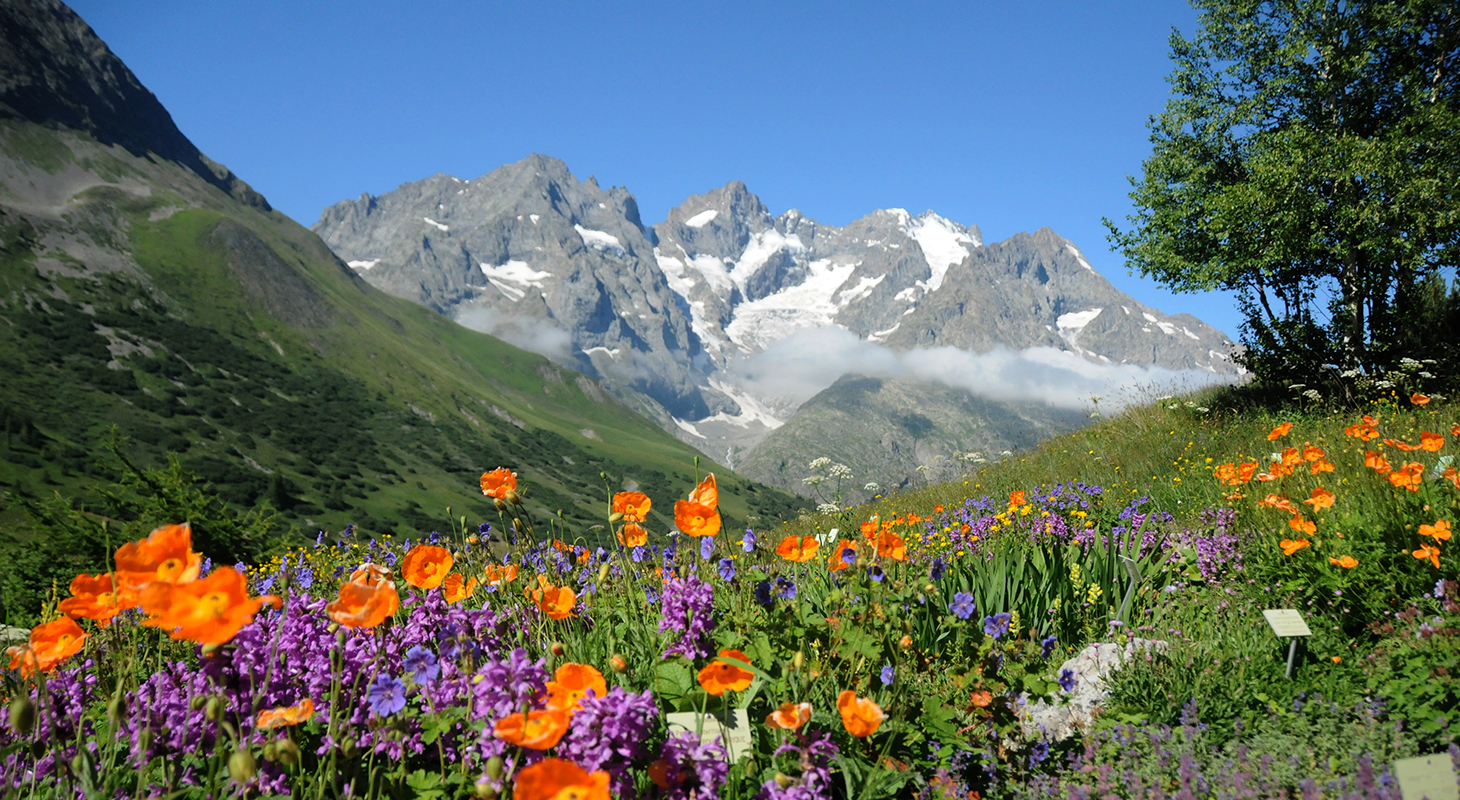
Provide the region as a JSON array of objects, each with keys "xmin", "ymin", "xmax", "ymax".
[
  {"xmin": 727, "ymin": 327, "xmax": 1236, "ymax": 411},
  {"xmin": 454, "ymin": 307, "xmax": 575, "ymax": 361}
]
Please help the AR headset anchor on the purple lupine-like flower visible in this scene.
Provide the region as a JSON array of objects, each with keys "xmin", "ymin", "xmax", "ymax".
[
  {"xmin": 659, "ymin": 571, "xmax": 715, "ymax": 659},
  {"xmin": 558, "ymin": 688, "xmax": 659, "ymax": 796},
  {"xmin": 1059, "ymin": 668, "xmax": 1077, "ymax": 692},
  {"xmin": 718, "ymin": 558, "xmax": 736, "ymax": 581},
  {"xmin": 880, "ymin": 665, "xmax": 895, "ymax": 686},
  {"xmin": 700, "ymin": 536, "xmax": 715, "ymax": 560},
  {"xmin": 983, "ymin": 612, "xmax": 1012, "ymax": 638},
  {"xmin": 743, "ymin": 529, "xmax": 756, "ymax": 552},
  {"xmin": 403, "ymin": 645, "xmax": 440, "ymax": 683},
  {"xmin": 755, "ymin": 733, "xmax": 839, "ymax": 800},
  {"xmin": 950, "ymin": 592, "xmax": 976, "ymax": 620},
  {"xmin": 656, "ymin": 731, "xmax": 729, "ymax": 800},
  {"xmin": 368, "ymin": 674, "xmax": 407, "ymax": 716}
]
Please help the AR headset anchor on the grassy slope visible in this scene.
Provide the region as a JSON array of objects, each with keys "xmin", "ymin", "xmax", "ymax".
[{"xmin": 0, "ymin": 121, "xmax": 807, "ymax": 547}]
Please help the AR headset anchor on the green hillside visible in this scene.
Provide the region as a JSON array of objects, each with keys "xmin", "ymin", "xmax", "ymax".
[{"xmin": 0, "ymin": 120, "xmax": 807, "ymax": 551}]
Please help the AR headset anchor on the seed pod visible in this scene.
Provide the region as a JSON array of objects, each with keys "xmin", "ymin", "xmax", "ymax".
[
  {"xmin": 188, "ymin": 695, "xmax": 207, "ymax": 712},
  {"xmin": 608, "ymin": 512, "xmax": 624, "ymax": 523},
  {"xmin": 609, "ymin": 654, "xmax": 628, "ymax": 673},
  {"xmin": 511, "ymin": 518, "xmax": 524, "ymax": 533},
  {"xmin": 792, "ymin": 651, "xmax": 805, "ymax": 671},
  {"xmin": 485, "ymin": 755, "xmax": 505, "ymax": 779},
  {"xmin": 775, "ymin": 772, "xmax": 796, "ymax": 788},
  {"xmin": 550, "ymin": 641, "xmax": 567, "ymax": 657},
  {"xmin": 262, "ymin": 742, "xmax": 278, "ymax": 762},
  {"xmin": 275, "ymin": 740, "xmax": 300, "ymax": 766},
  {"xmin": 203, "ymin": 696, "xmax": 226, "ymax": 722},
  {"xmin": 69, "ymin": 750, "xmax": 95, "ymax": 782},
  {"xmin": 8, "ymin": 696, "xmax": 35, "ymax": 735},
  {"xmin": 228, "ymin": 749, "xmax": 257, "ymax": 783},
  {"xmin": 493, "ymin": 498, "xmax": 508, "ymax": 511},
  {"xmin": 340, "ymin": 737, "xmax": 359, "ymax": 759},
  {"xmin": 505, "ymin": 489, "xmax": 522, "ymax": 506},
  {"xmin": 597, "ymin": 563, "xmax": 610, "ymax": 583}
]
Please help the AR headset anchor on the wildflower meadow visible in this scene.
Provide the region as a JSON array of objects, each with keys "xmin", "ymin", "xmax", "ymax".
[{"xmin": 3, "ymin": 390, "xmax": 1459, "ymax": 799}]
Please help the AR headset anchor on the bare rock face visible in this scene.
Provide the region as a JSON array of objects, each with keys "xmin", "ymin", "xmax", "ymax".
[{"xmin": 1020, "ymin": 639, "xmax": 1169, "ymax": 742}]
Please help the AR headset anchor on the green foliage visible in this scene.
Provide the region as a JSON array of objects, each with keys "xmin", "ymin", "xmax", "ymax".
[
  {"xmin": 1365, "ymin": 581, "xmax": 1460, "ymax": 747},
  {"xmin": 1105, "ymin": 0, "xmax": 1460, "ymax": 385}
]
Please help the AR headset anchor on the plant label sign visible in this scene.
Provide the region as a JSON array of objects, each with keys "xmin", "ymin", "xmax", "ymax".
[
  {"xmin": 1393, "ymin": 753, "xmax": 1458, "ymax": 800},
  {"xmin": 666, "ymin": 710, "xmax": 752, "ymax": 762},
  {"xmin": 1262, "ymin": 609, "xmax": 1312, "ymax": 638}
]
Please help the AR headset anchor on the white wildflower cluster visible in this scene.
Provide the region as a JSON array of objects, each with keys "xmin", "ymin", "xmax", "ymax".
[
  {"xmin": 1339, "ymin": 368, "xmax": 1363, "ymax": 378},
  {"xmin": 1374, "ymin": 380, "xmax": 1396, "ymax": 389},
  {"xmin": 816, "ymin": 503, "xmax": 840, "ymax": 515},
  {"xmin": 863, "ymin": 482, "xmax": 880, "ymax": 493},
  {"xmin": 807, "ymin": 457, "xmax": 832, "ymax": 470},
  {"xmin": 1399, "ymin": 357, "xmax": 1422, "ymax": 369},
  {"xmin": 1303, "ymin": 389, "xmax": 1324, "ymax": 402},
  {"xmin": 828, "ymin": 463, "xmax": 854, "ymax": 479},
  {"xmin": 802, "ymin": 475, "xmax": 826, "ymax": 487}
]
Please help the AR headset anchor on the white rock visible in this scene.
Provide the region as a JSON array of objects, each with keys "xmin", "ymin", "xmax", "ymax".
[{"xmin": 1019, "ymin": 638, "xmax": 1168, "ymax": 741}]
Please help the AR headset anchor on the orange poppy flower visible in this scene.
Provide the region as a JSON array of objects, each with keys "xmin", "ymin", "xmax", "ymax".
[
  {"xmin": 1255, "ymin": 471, "xmax": 1279, "ymax": 482},
  {"xmin": 1411, "ymin": 393, "xmax": 1430, "ymax": 406},
  {"xmin": 257, "ymin": 698, "xmax": 315, "ymax": 729},
  {"xmin": 1280, "ymin": 448, "xmax": 1303, "ymax": 467},
  {"xmin": 970, "ymin": 689, "xmax": 993, "ymax": 708},
  {"xmin": 441, "ymin": 573, "xmax": 478, "ymax": 603},
  {"xmin": 401, "ymin": 544, "xmax": 454, "ymax": 590},
  {"xmin": 484, "ymin": 564, "xmax": 519, "ymax": 588},
  {"xmin": 114, "ymin": 523, "xmax": 202, "ymax": 591},
  {"xmin": 688, "ymin": 474, "xmax": 719, "ymax": 509},
  {"xmin": 1288, "ymin": 516, "xmax": 1317, "ymax": 535},
  {"xmin": 837, "ymin": 690, "xmax": 885, "ymax": 738},
  {"xmin": 494, "ymin": 708, "xmax": 571, "ymax": 750},
  {"xmin": 860, "ymin": 520, "xmax": 879, "ymax": 539},
  {"xmin": 526, "ymin": 576, "xmax": 576, "ymax": 620},
  {"xmin": 1303, "ymin": 487, "xmax": 1335, "ymax": 511},
  {"xmin": 1327, "ymin": 555, "xmax": 1358, "ymax": 569},
  {"xmin": 5, "ymin": 616, "xmax": 86, "ymax": 677},
  {"xmin": 545, "ymin": 663, "xmax": 607, "ymax": 712},
  {"xmin": 1344, "ymin": 422, "xmax": 1379, "ymax": 441},
  {"xmin": 765, "ymin": 702, "xmax": 812, "ymax": 730},
  {"xmin": 1310, "ymin": 459, "xmax": 1336, "ymax": 474},
  {"xmin": 1301, "ymin": 445, "xmax": 1325, "ymax": 462},
  {"xmin": 140, "ymin": 567, "xmax": 281, "ymax": 646},
  {"xmin": 876, "ymin": 531, "xmax": 907, "ymax": 561},
  {"xmin": 776, "ymin": 535, "xmax": 820, "ymax": 562},
  {"xmin": 1420, "ymin": 431, "xmax": 1445, "ymax": 452},
  {"xmin": 616, "ymin": 522, "xmax": 648, "ymax": 547},
  {"xmin": 906, "ymin": 514, "xmax": 923, "ymax": 525},
  {"xmin": 479, "ymin": 468, "xmax": 518, "ymax": 499},
  {"xmin": 58, "ymin": 573, "xmax": 138, "ymax": 628},
  {"xmin": 1388, "ymin": 462, "xmax": 1424, "ymax": 492},
  {"xmin": 1268, "ymin": 422, "xmax": 1294, "ymax": 440},
  {"xmin": 934, "ymin": 504, "xmax": 945, "ymax": 513},
  {"xmin": 1413, "ymin": 543, "xmax": 1441, "ymax": 568},
  {"xmin": 1452, "ymin": 424, "xmax": 1460, "ymax": 438},
  {"xmin": 1364, "ymin": 451, "xmax": 1393, "ymax": 474},
  {"xmin": 1420, "ymin": 520, "xmax": 1453, "ymax": 542},
  {"xmin": 513, "ymin": 758, "xmax": 610, "ymax": 800},
  {"xmin": 1259, "ymin": 494, "xmax": 1298, "ymax": 514},
  {"xmin": 1383, "ymin": 438, "xmax": 1420, "ymax": 452},
  {"xmin": 1214, "ymin": 463, "xmax": 1238, "ymax": 484},
  {"xmin": 697, "ymin": 649, "xmax": 754, "ymax": 696},
  {"xmin": 828, "ymin": 540, "xmax": 858, "ymax": 572},
  {"xmin": 612, "ymin": 491, "xmax": 652, "ymax": 523},
  {"xmin": 327, "ymin": 571, "xmax": 400, "ymax": 629},
  {"xmin": 1279, "ymin": 538, "xmax": 1311, "ymax": 556},
  {"xmin": 1237, "ymin": 462, "xmax": 1259, "ymax": 482},
  {"xmin": 674, "ymin": 500, "xmax": 721, "ymax": 538},
  {"xmin": 1446, "ymin": 465, "xmax": 1460, "ymax": 490},
  {"xmin": 1008, "ymin": 491, "xmax": 1026, "ymax": 508}
]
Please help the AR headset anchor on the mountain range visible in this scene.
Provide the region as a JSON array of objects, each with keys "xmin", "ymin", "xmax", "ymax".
[{"xmin": 313, "ymin": 158, "xmax": 1240, "ymax": 494}]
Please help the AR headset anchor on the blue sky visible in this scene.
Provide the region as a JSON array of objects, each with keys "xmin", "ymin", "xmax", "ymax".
[{"xmin": 70, "ymin": 0, "xmax": 1242, "ymax": 338}]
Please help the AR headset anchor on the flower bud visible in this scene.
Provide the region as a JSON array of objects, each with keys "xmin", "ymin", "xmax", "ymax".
[
  {"xmin": 924, "ymin": 583, "xmax": 936, "ymax": 594},
  {"xmin": 550, "ymin": 641, "xmax": 567, "ymax": 657},
  {"xmin": 204, "ymin": 696, "xmax": 226, "ymax": 722},
  {"xmin": 775, "ymin": 773, "xmax": 796, "ymax": 788},
  {"xmin": 9, "ymin": 696, "xmax": 36, "ymax": 736},
  {"xmin": 597, "ymin": 563, "xmax": 610, "ymax": 583},
  {"xmin": 609, "ymin": 654, "xmax": 628, "ymax": 673},
  {"xmin": 511, "ymin": 518, "xmax": 524, "ymax": 533},
  {"xmin": 898, "ymin": 635, "xmax": 913, "ymax": 650},
  {"xmin": 275, "ymin": 740, "xmax": 300, "ymax": 766},
  {"xmin": 493, "ymin": 498, "xmax": 508, "ymax": 511},
  {"xmin": 70, "ymin": 751, "xmax": 94, "ymax": 782},
  {"xmin": 30, "ymin": 741, "xmax": 46, "ymax": 759},
  {"xmin": 107, "ymin": 693, "xmax": 127, "ymax": 721},
  {"xmin": 228, "ymin": 749, "xmax": 257, "ymax": 783},
  {"xmin": 189, "ymin": 695, "xmax": 207, "ymax": 712},
  {"xmin": 473, "ymin": 780, "xmax": 499, "ymax": 800},
  {"xmin": 608, "ymin": 512, "xmax": 624, "ymax": 523},
  {"xmin": 792, "ymin": 651, "xmax": 805, "ymax": 671},
  {"xmin": 340, "ymin": 737, "xmax": 358, "ymax": 759},
  {"xmin": 485, "ymin": 755, "xmax": 505, "ymax": 780},
  {"xmin": 505, "ymin": 489, "xmax": 522, "ymax": 506},
  {"xmin": 262, "ymin": 742, "xmax": 278, "ymax": 762}
]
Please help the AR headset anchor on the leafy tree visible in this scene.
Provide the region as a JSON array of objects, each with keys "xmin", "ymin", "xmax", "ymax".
[{"xmin": 1107, "ymin": 0, "xmax": 1460, "ymax": 386}]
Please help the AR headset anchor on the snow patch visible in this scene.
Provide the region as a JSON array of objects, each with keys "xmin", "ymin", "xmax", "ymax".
[
  {"xmin": 347, "ymin": 259, "xmax": 379, "ymax": 270},
  {"xmin": 1064, "ymin": 243, "xmax": 1094, "ymax": 271},
  {"xmin": 672, "ymin": 417, "xmax": 706, "ymax": 438},
  {"xmin": 724, "ymin": 259, "xmax": 857, "ymax": 351},
  {"xmin": 901, "ymin": 212, "xmax": 979, "ymax": 292},
  {"xmin": 575, "ymin": 225, "xmax": 624, "ymax": 255},
  {"xmin": 1056, "ymin": 308, "xmax": 1103, "ymax": 332},
  {"xmin": 423, "ymin": 217, "xmax": 449, "ymax": 232},
  {"xmin": 480, "ymin": 260, "xmax": 553, "ymax": 302},
  {"xmin": 867, "ymin": 322, "xmax": 901, "ymax": 342},
  {"xmin": 1181, "ymin": 327, "xmax": 1201, "ymax": 341},
  {"xmin": 530, "ymin": 214, "xmax": 540, "ymax": 224},
  {"xmin": 894, "ymin": 287, "xmax": 920, "ymax": 302},
  {"xmin": 684, "ymin": 209, "xmax": 719, "ymax": 228},
  {"xmin": 836, "ymin": 274, "xmax": 884, "ymax": 307},
  {"xmin": 697, "ymin": 378, "xmax": 784, "ymax": 430},
  {"xmin": 730, "ymin": 229, "xmax": 806, "ymax": 289},
  {"xmin": 582, "ymin": 346, "xmax": 621, "ymax": 358}
]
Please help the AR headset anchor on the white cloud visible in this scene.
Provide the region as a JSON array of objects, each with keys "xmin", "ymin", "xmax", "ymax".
[
  {"xmin": 727, "ymin": 326, "xmax": 1232, "ymax": 410},
  {"xmin": 454, "ymin": 307, "xmax": 575, "ymax": 361}
]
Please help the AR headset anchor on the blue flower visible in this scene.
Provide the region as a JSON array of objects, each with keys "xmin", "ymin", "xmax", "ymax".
[
  {"xmin": 754, "ymin": 580, "xmax": 774, "ymax": 607},
  {"xmin": 930, "ymin": 557, "xmax": 946, "ymax": 581},
  {"xmin": 867, "ymin": 565, "xmax": 885, "ymax": 582},
  {"xmin": 403, "ymin": 645, "xmax": 440, "ymax": 683},
  {"xmin": 842, "ymin": 547, "xmax": 857, "ymax": 566},
  {"xmin": 1029, "ymin": 740, "xmax": 1050, "ymax": 766},
  {"xmin": 631, "ymin": 546, "xmax": 645, "ymax": 563},
  {"xmin": 1041, "ymin": 635, "xmax": 1058, "ymax": 658},
  {"xmin": 368, "ymin": 673, "xmax": 407, "ymax": 716},
  {"xmin": 700, "ymin": 537, "xmax": 715, "ymax": 560},
  {"xmin": 774, "ymin": 575, "xmax": 797, "ymax": 599},
  {"xmin": 742, "ymin": 530, "xmax": 756, "ymax": 552},
  {"xmin": 645, "ymin": 588, "xmax": 659, "ymax": 604},
  {"xmin": 983, "ymin": 612, "xmax": 1012, "ymax": 639},
  {"xmin": 200, "ymin": 557, "xmax": 212, "ymax": 577},
  {"xmin": 880, "ymin": 665, "xmax": 895, "ymax": 686},
  {"xmin": 429, "ymin": 531, "xmax": 441, "ymax": 544},
  {"xmin": 1437, "ymin": 579, "xmax": 1448, "ymax": 599},
  {"xmin": 296, "ymin": 566, "xmax": 315, "ymax": 590},
  {"xmin": 717, "ymin": 558, "xmax": 736, "ymax": 582},
  {"xmin": 950, "ymin": 592, "xmax": 976, "ymax": 620},
  {"xmin": 1058, "ymin": 668, "xmax": 1077, "ymax": 692}
]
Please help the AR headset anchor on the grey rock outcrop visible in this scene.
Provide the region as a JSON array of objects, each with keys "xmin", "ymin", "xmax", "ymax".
[{"xmin": 1020, "ymin": 638, "xmax": 1169, "ymax": 741}]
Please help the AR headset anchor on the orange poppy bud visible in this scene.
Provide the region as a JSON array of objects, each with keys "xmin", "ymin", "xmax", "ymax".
[
  {"xmin": 1411, "ymin": 393, "xmax": 1430, "ymax": 406},
  {"xmin": 688, "ymin": 473, "xmax": 719, "ymax": 508},
  {"xmin": 828, "ymin": 540, "xmax": 858, "ymax": 572},
  {"xmin": 1279, "ymin": 538, "xmax": 1310, "ymax": 556},
  {"xmin": 876, "ymin": 531, "xmax": 907, "ymax": 561},
  {"xmin": 1420, "ymin": 431, "xmax": 1445, "ymax": 452},
  {"xmin": 401, "ymin": 545, "xmax": 454, "ymax": 590},
  {"xmin": 479, "ymin": 467, "xmax": 518, "ymax": 499},
  {"xmin": 697, "ymin": 649, "xmax": 754, "ymax": 696},
  {"xmin": 441, "ymin": 573, "xmax": 477, "ymax": 604},
  {"xmin": 616, "ymin": 522, "xmax": 648, "ymax": 547},
  {"xmin": 257, "ymin": 698, "xmax": 315, "ymax": 729},
  {"xmin": 766, "ymin": 702, "xmax": 812, "ymax": 730},
  {"xmin": 1327, "ymin": 555, "xmax": 1358, "ymax": 569},
  {"xmin": 609, "ymin": 653, "xmax": 628, "ymax": 673},
  {"xmin": 837, "ymin": 690, "xmax": 885, "ymax": 738},
  {"xmin": 1302, "ymin": 487, "xmax": 1335, "ymax": 511},
  {"xmin": 545, "ymin": 663, "xmax": 607, "ymax": 712},
  {"xmin": 1268, "ymin": 422, "xmax": 1293, "ymax": 440},
  {"xmin": 776, "ymin": 535, "xmax": 819, "ymax": 562},
  {"xmin": 513, "ymin": 758, "xmax": 610, "ymax": 800},
  {"xmin": 58, "ymin": 573, "xmax": 138, "ymax": 628},
  {"xmin": 1288, "ymin": 516, "xmax": 1316, "ymax": 535},
  {"xmin": 139, "ymin": 567, "xmax": 281, "ymax": 646},
  {"xmin": 611, "ymin": 492, "xmax": 652, "ymax": 523},
  {"xmin": 1413, "ymin": 543, "xmax": 1442, "ymax": 568},
  {"xmin": 673, "ymin": 500, "xmax": 721, "ymax": 538},
  {"xmin": 114, "ymin": 523, "xmax": 202, "ymax": 591},
  {"xmin": 5, "ymin": 616, "xmax": 86, "ymax": 677},
  {"xmin": 1419, "ymin": 520, "xmax": 1452, "ymax": 542},
  {"xmin": 1452, "ymin": 424, "xmax": 1460, "ymax": 438},
  {"xmin": 494, "ymin": 708, "xmax": 571, "ymax": 750}
]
